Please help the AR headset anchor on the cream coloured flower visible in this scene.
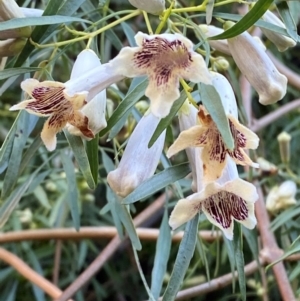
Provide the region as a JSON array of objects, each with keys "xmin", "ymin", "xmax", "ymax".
[
  {"xmin": 107, "ymin": 112, "xmax": 165, "ymax": 198},
  {"xmin": 10, "ymin": 50, "xmax": 118, "ymax": 151},
  {"xmin": 227, "ymin": 22, "xmax": 287, "ymax": 105},
  {"xmin": 65, "ymin": 50, "xmax": 107, "ymax": 139},
  {"xmin": 167, "ymin": 72, "xmax": 259, "ymax": 182},
  {"xmin": 199, "ymin": 24, "xmax": 231, "ymax": 55},
  {"xmin": 169, "ymin": 158, "xmax": 258, "ymax": 240},
  {"xmin": 110, "ymin": 32, "xmax": 212, "ymax": 118},
  {"xmin": 266, "ymin": 180, "xmax": 297, "ymax": 213},
  {"xmin": 261, "ymin": 10, "xmax": 296, "ymax": 52}
]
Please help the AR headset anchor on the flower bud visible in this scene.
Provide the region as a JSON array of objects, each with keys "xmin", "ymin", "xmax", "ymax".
[
  {"xmin": 277, "ymin": 131, "xmax": 291, "ymax": 164},
  {"xmin": 214, "ymin": 56, "xmax": 230, "ymax": 71},
  {"xmin": 226, "ymin": 21, "xmax": 287, "ymax": 105},
  {"xmin": 128, "ymin": 0, "xmax": 165, "ymax": 15},
  {"xmin": 0, "ymin": 0, "xmax": 31, "ymax": 39},
  {"xmin": 257, "ymin": 157, "xmax": 277, "ymax": 175},
  {"xmin": 0, "ymin": 38, "xmax": 26, "ymax": 57},
  {"xmin": 107, "ymin": 112, "xmax": 165, "ymax": 197},
  {"xmin": 261, "ymin": 10, "xmax": 296, "ymax": 52},
  {"xmin": 266, "ymin": 180, "xmax": 297, "ymax": 213},
  {"xmin": 199, "ymin": 24, "xmax": 231, "ymax": 55}
]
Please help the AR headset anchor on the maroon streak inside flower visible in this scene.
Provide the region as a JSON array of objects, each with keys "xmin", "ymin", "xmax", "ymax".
[
  {"xmin": 203, "ymin": 191, "xmax": 248, "ymax": 229},
  {"xmin": 134, "ymin": 37, "xmax": 192, "ymax": 87}
]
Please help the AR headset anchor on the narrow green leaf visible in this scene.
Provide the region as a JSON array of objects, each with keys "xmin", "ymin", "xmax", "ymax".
[
  {"xmin": 277, "ymin": 1, "xmax": 298, "ymax": 41},
  {"xmin": 223, "ymin": 235, "xmax": 236, "ymax": 292},
  {"xmin": 243, "ymin": 227, "xmax": 259, "ymax": 263},
  {"xmin": 108, "ymin": 78, "xmax": 145, "ymax": 139},
  {"xmin": 19, "ymin": 135, "xmax": 43, "ymax": 175},
  {"xmin": 100, "ymin": 149, "xmax": 116, "ymax": 173},
  {"xmin": 148, "ymin": 89, "xmax": 188, "ymax": 148},
  {"xmin": 106, "ymin": 187, "xmax": 125, "ymax": 240},
  {"xmin": 64, "ymin": 130, "xmax": 95, "ymax": 189},
  {"xmin": 0, "ymin": 124, "xmax": 16, "ymax": 174},
  {"xmin": 121, "ymin": 22, "xmax": 137, "ymax": 47},
  {"xmin": 0, "ymin": 16, "xmax": 91, "ymax": 32},
  {"xmin": 162, "ymin": 214, "xmax": 199, "ymax": 300},
  {"xmin": 86, "ymin": 134, "xmax": 99, "ymax": 184},
  {"xmin": 117, "ymin": 201, "xmax": 142, "ymax": 251},
  {"xmin": 122, "ymin": 163, "xmax": 190, "ymax": 205},
  {"xmin": 0, "ymin": 178, "xmax": 34, "ymax": 228},
  {"xmin": 151, "ymin": 211, "xmax": 172, "ymax": 300},
  {"xmin": 200, "ymin": 83, "xmax": 234, "ymax": 150},
  {"xmin": 99, "ymin": 78, "xmax": 148, "ymax": 137},
  {"xmin": 132, "ymin": 245, "xmax": 156, "ymax": 301},
  {"xmin": 233, "ymin": 223, "xmax": 246, "ymax": 301},
  {"xmin": 61, "ymin": 151, "xmax": 80, "ymax": 231},
  {"xmin": 270, "ymin": 205, "xmax": 300, "ymax": 231},
  {"xmin": 0, "ymin": 68, "xmax": 42, "ymax": 80},
  {"xmin": 212, "ymin": 12, "xmax": 292, "ymax": 38},
  {"xmin": 33, "ymin": 185, "xmax": 51, "ymax": 210},
  {"xmin": 209, "ymin": 0, "xmax": 274, "ymax": 40},
  {"xmin": 2, "ymin": 112, "xmax": 38, "ymax": 198},
  {"xmin": 14, "ymin": 0, "xmax": 86, "ymax": 68}
]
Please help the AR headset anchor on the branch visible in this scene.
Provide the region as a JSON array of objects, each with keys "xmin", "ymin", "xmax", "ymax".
[
  {"xmin": 255, "ymin": 185, "xmax": 296, "ymax": 301},
  {"xmin": 54, "ymin": 192, "xmax": 169, "ymax": 301},
  {"xmin": 167, "ymin": 259, "xmax": 263, "ymax": 301},
  {"xmin": 251, "ymin": 99, "xmax": 300, "ymax": 132},
  {"xmin": 0, "ymin": 247, "xmax": 73, "ymax": 301},
  {"xmin": 0, "ymin": 227, "xmax": 220, "ymax": 243}
]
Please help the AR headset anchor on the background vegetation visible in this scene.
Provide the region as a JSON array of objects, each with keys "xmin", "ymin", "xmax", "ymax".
[{"xmin": 0, "ymin": 0, "xmax": 300, "ymax": 300}]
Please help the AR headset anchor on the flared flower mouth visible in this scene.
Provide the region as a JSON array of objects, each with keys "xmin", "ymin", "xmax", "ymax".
[
  {"xmin": 169, "ymin": 178, "xmax": 258, "ymax": 240},
  {"xmin": 111, "ymin": 32, "xmax": 212, "ymax": 118},
  {"xmin": 167, "ymin": 106, "xmax": 259, "ymax": 182},
  {"xmin": 10, "ymin": 79, "xmax": 93, "ymax": 151}
]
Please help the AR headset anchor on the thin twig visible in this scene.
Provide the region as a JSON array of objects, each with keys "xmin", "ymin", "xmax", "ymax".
[
  {"xmin": 0, "ymin": 227, "xmax": 220, "ymax": 243},
  {"xmin": 167, "ymin": 259, "xmax": 264, "ymax": 301},
  {"xmin": 0, "ymin": 247, "xmax": 73, "ymax": 301},
  {"xmin": 54, "ymin": 192, "xmax": 169, "ymax": 301},
  {"xmin": 251, "ymin": 99, "xmax": 300, "ymax": 132},
  {"xmin": 255, "ymin": 185, "xmax": 296, "ymax": 301},
  {"xmin": 53, "ymin": 240, "xmax": 62, "ymax": 286}
]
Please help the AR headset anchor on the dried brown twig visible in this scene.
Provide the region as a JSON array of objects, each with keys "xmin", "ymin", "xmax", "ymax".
[
  {"xmin": 0, "ymin": 227, "xmax": 220, "ymax": 243},
  {"xmin": 0, "ymin": 247, "xmax": 73, "ymax": 301}
]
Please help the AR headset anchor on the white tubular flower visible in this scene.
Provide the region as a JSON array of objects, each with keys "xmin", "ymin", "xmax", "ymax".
[
  {"xmin": 0, "ymin": 0, "xmax": 31, "ymax": 39},
  {"xmin": 128, "ymin": 0, "xmax": 165, "ymax": 15},
  {"xmin": 266, "ymin": 180, "xmax": 297, "ymax": 213},
  {"xmin": 10, "ymin": 51, "xmax": 123, "ymax": 151},
  {"xmin": 262, "ymin": 10, "xmax": 296, "ymax": 52},
  {"xmin": 110, "ymin": 32, "xmax": 212, "ymax": 118},
  {"xmin": 0, "ymin": 38, "xmax": 26, "ymax": 57},
  {"xmin": 169, "ymin": 158, "xmax": 258, "ymax": 240},
  {"xmin": 167, "ymin": 72, "xmax": 259, "ymax": 183},
  {"xmin": 199, "ymin": 24, "xmax": 231, "ymax": 55},
  {"xmin": 107, "ymin": 112, "xmax": 165, "ymax": 198},
  {"xmin": 178, "ymin": 101, "xmax": 203, "ymax": 192},
  {"xmin": 66, "ymin": 50, "xmax": 107, "ymax": 139},
  {"xmin": 227, "ymin": 23, "xmax": 288, "ymax": 105}
]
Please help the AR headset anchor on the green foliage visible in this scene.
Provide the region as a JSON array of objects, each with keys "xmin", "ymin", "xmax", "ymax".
[{"xmin": 0, "ymin": 0, "xmax": 299, "ymax": 300}]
